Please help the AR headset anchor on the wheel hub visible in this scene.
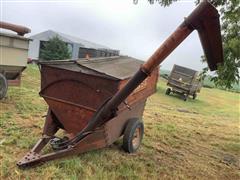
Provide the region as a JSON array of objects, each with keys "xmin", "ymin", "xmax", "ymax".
[{"xmin": 132, "ymin": 127, "xmax": 141, "ymax": 149}]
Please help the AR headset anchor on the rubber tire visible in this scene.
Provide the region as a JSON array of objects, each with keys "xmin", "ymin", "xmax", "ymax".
[
  {"xmin": 123, "ymin": 118, "xmax": 144, "ymax": 153},
  {"xmin": 165, "ymin": 88, "xmax": 171, "ymax": 95},
  {"xmin": 0, "ymin": 73, "xmax": 8, "ymax": 100},
  {"xmin": 193, "ymin": 93, "xmax": 197, "ymax": 100}
]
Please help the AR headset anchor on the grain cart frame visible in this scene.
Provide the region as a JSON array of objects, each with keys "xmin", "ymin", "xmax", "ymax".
[
  {"xmin": 166, "ymin": 64, "xmax": 202, "ymax": 101},
  {"xmin": 18, "ymin": 0, "xmax": 223, "ymax": 168},
  {"xmin": 0, "ymin": 22, "xmax": 31, "ymax": 99}
]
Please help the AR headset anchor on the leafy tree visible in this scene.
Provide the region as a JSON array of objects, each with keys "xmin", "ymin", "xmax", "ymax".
[
  {"xmin": 39, "ymin": 36, "xmax": 71, "ymax": 61},
  {"xmin": 139, "ymin": 0, "xmax": 240, "ymax": 89},
  {"xmin": 210, "ymin": 0, "xmax": 239, "ymax": 89}
]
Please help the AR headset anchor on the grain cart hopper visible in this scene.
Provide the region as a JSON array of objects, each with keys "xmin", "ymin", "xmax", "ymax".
[
  {"xmin": 0, "ymin": 22, "xmax": 31, "ymax": 99},
  {"xmin": 166, "ymin": 64, "xmax": 202, "ymax": 101},
  {"xmin": 17, "ymin": 0, "xmax": 223, "ymax": 168}
]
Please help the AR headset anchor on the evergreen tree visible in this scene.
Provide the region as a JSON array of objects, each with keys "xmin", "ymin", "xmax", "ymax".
[{"xmin": 39, "ymin": 36, "xmax": 71, "ymax": 61}]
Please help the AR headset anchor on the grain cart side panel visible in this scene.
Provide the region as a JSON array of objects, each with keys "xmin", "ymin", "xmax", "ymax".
[
  {"xmin": 118, "ymin": 67, "xmax": 159, "ymax": 109},
  {"xmin": 40, "ymin": 64, "xmax": 118, "ymax": 110},
  {"xmin": 39, "ymin": 62, "xmax": 119, "ymax": 134},
  {"xmin": 189, "ymin": 72, "xmax": 201, "ymax": 94},
  {"xmin": 0, "ymin": 33, "xmax": 29, "ymax": 67}
]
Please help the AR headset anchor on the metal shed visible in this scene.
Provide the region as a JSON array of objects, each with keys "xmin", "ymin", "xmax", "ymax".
[{"xmin": 28, "ymin": 30, "xmax": 119, "ymax": 61}]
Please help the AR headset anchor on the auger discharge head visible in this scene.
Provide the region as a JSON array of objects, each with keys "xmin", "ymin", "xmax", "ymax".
[{"xmin": 184, "ymin": 0, "xmax": 223, "ymax": 70}]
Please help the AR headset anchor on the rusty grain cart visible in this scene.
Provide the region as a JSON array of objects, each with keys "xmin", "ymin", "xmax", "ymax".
[
  {"xmin": 0, "ymin": 22, "xmax": 31, "ymax": 99},
  {"xmin": 166, "ymin": 64, "xmax": 202, "ymax": 101},
  {"xmin": 18, "ymin": 0, "xmax": 223, "ymax": 168}
]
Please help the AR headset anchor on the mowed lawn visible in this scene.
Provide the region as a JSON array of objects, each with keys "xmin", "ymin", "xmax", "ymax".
[{"xmin": 0, "ymin": 65, "xmax": 239, "ymax": 179}]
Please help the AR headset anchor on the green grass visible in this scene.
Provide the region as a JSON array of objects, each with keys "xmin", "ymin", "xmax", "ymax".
[{"xmin": 0, "ymin": 65, "xmax": 239, "ymax": 179}]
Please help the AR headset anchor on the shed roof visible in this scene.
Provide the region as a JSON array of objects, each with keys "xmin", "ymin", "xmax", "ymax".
[
  {"xmin": 77, "ymin": 56, "xmax": 144, "ymax": 80},
  {"xmin": 30, "ymin": 30, "xmax": 114, "ymax": 50}
]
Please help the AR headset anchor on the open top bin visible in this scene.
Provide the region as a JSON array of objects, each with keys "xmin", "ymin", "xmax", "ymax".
[
  {"xmin": 39, "ymin": 56, "xmax": 158, "ymax": 134},
  {"xmin": 17, "ymin": 56, "xmax": 159, "ymax": 167},
  {"xmin": 0, "ymin": 22, "xmax": 31, "ymax": 99}
]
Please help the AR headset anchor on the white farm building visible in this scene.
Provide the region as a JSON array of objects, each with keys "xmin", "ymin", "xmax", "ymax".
[{"xmin": 28, "ymin": 30, "xmax": 119, "ymax": 60}]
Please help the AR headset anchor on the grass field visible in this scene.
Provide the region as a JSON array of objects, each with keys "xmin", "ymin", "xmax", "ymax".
[{"xmin": 0, "ymin": 65, "xmax": 239, "ymax": 179}]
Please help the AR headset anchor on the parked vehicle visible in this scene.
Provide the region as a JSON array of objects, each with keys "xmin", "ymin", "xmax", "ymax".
[
  {"xmin": 0, "ymin": 22, "xmax": 31, "ymax": 99},
  {"xmin": 166, "ymin": 64, "xmax": 202, "ymax": 101}
]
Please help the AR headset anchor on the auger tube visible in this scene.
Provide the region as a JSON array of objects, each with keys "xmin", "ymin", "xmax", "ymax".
[{"xmin": 63, "ymin": 0, "xmax": 223, "ymax": 147}]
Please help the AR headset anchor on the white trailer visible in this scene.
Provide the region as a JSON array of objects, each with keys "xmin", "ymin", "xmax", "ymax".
[{"xmin": 0, "ymin": 22, "xmax": 31, "ymax": 99}]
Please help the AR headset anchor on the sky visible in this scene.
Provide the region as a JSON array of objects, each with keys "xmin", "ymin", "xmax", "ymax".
[{"xmin": 1, "ymin": 0, "xmax": 206, "ymax": 71}]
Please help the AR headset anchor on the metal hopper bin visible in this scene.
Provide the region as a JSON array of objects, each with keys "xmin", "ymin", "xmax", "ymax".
[
  {"xmin": 0, "ymin": 22, "xmax": 31, "ymax": 99},
  {"xmin": 17, "ymin": 57, "xmax": 159, "ymax": 167}
]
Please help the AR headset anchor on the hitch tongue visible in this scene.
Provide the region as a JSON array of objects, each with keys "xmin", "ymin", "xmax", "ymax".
[{"xmin": 17, "ymin": 151, "xmax": 41, "ymax": 168}]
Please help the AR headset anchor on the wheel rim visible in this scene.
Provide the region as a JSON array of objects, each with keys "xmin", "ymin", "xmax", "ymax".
[{"xmin": 132, "ymin": 127, "xmax": 141, "ymax": 149}]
